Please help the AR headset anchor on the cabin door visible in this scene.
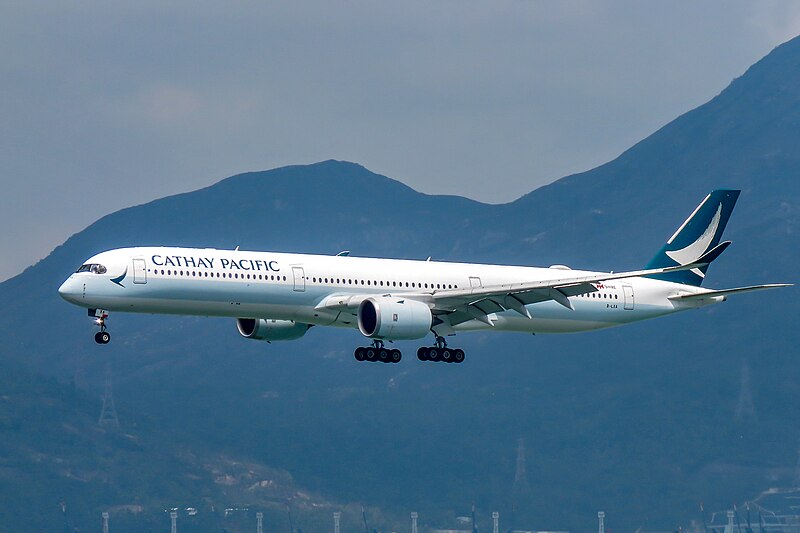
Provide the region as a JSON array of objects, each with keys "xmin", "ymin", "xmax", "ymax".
[
  {"xmin": 292, "ymin": 266, "xmax": 306, "ymax": 292},
  {"xmin": 132, "ymin": 258, "xmax": 147, "ymax": 284},
  {"xmin": 469, "ymin": 277, "xmax": 482, "ymax": 292},
  {"xmin": 622, "ymin": 284, "xmax": 634, "ymax": 310}
]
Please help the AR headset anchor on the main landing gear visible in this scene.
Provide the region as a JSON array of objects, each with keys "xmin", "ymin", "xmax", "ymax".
[
  {"xmin": 90, "ymin": 308, "xmax": 111, "ymax": 345},
  {"xmin": 417, "ymin": 335, "xmax": 465, "ymax": 364},
  {"xmin": 354, "ymin": 340, "xmax": 402, "ymax": 364}
]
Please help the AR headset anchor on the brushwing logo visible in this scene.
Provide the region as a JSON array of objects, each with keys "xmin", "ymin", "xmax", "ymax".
[
  {"xmin": 665, "ymin": 203, "xmax": 723, "ymax": 266},
  {"xmin": 110, "ymin": 267, "xmax": 128, "ymax": 287}
]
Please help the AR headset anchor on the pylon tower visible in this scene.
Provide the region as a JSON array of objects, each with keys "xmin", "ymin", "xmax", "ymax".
[
  {"xmin": 98, "ymin": 365, "xmax": 120, "ymax": 429},
  {"xmin": 735, "ymin": 358, "xmax": 756, "ymax": 421},
  {"xmin": 513, "ymin": 438, "xmax": 531, "ymax": 495},
  {"xmin": 511, "ymin": 438, "xmax": 532, "ymax": 526}
]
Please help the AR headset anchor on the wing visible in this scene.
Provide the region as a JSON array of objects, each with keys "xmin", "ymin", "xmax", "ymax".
[
  {"xmin": 427, "ymin": 262, "xmax": 707, "ymax": 327},
  {"xmin": 316, "ymin": 262, "xmax": 706, "ymax": 327}
]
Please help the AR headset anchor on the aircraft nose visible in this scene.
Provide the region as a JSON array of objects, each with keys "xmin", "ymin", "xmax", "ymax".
[{"xmin": 58, "ymin": 277, "xmax": 81, "ymax": 303}]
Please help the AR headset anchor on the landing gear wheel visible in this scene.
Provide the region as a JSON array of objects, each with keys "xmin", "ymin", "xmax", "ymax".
[
  {"xmin": 417, "ymin": 347, "xmax": 429, "ymax": 361},
  {"xmin": 453, "ymin": 349, "xmax": 465, "ymax": 363},
  {"xmin": 378, "ymin": 348, "xmax": 390, "ymax": 363},
  {"xmin": 365, "ymin": 348, "xmax": 377, "ymax": 362},
  {"xmin": 428, "ymin": 348, "xmax": 440, "ymax": 361},
  {"xmin": 390, "ymin": 349, "xmax": 402, "ymax": 363},
  {"xmin": 441, "ymin": 348, "xmax": 452, "ymax": 362},
  {"xmin": 354, "ymin": 347, "xmax": 366, "ymax": 361},
  {"xmin": 95, "ymin": 331, "xmax": 110, "ymax": 345}
]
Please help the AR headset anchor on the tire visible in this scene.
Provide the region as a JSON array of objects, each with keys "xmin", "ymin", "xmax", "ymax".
[
  {"xmin": 454, "ymin": 349, "xmax": 465, "ymax": 363},
  {"xmin": 354, "ymin": 347, "xmax": 366, "ymax": 361},
  {"xmin": 365, "ymin": 348, "xmax": 377, "ymax": 362},
  {"xmin": 390, "ymin": 349, "xmax": 402, "ymax": 363},
  {"xmin": 441, "ymin": 349, "xmax": 452, "ymax": 362},
  {"xmin": 95, "ymin": 331, "xmax": 110, "ymax": 344},
  {"xmin": 379, "ymin": 349, "xmax": 390, "ymax": 362},
  {"xmin": 428, "ymin": 348, "xmax": 439, "ymax": 361},
  {"xmin": 417, "ymin": 347, "xmax": 428, "ymax": 361}
]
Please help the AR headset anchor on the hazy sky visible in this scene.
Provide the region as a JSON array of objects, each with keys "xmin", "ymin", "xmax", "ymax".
[{"xmin": 2, "ymin": 1, "xmax": 799, "ymax": 281}]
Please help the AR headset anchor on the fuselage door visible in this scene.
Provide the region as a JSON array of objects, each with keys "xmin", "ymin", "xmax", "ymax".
[
  {"xmin": 292, "ymin": 266, "xmax": 305, "ymax": 292},
  {"xmin": 469, "ymin": 277, "xmax": 482, "ymax": 293},
  {"xmin": 132, "ymin": 258, "xmax": 147, "ymax": 284},
  {"xmin": 622, "ymin": 284, "xmax": 634, "ymax": 310}
]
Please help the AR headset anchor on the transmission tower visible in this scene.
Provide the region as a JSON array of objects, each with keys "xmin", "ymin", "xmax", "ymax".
[
  {"xmin": 735, "ymin": 359, "xmax": 756, "ymax": 421},
  {"xmin": 511, "ymin": 438, "xmax": 532, "ymax": 526},
  {"xmin": 513, "ymin": 438, "xmax": 531, "ymax": 494},
  {"xmin": 98, "ymin": 364, "xmax": 120, "ymax": 429}
]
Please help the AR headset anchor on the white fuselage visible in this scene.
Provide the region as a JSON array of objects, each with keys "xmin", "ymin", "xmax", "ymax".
[{"xmin": 58, "ymin": 247, "xmax": 710, "ymax": 337}]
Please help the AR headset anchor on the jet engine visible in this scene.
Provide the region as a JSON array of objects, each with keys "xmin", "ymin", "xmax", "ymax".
[
  {"xmin": 358, "ymin": 297, "xmax": 432, "ymax": 340},
  {"xmin": 236, "ymin": 318, "xmax": 310, "ymax": 341}
]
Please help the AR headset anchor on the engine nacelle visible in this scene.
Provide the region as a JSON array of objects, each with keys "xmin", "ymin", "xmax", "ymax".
[
  {"xmin": 236, "ymin": 318, "xmax": 310, "ymax": 342},
  {"xmin": 358, "ymin": 297, "xmax": 432, "ymax": 340}
]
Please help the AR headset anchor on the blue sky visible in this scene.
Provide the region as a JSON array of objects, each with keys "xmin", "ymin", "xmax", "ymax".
[{"xmin": 2, "ymin": 1, "xmax": 799, "ymax": 281}]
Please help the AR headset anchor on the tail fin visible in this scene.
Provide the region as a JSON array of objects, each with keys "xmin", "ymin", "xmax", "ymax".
[{"xmin": 645, "ymin": 189, "xmax": 740, "ymax": 286}]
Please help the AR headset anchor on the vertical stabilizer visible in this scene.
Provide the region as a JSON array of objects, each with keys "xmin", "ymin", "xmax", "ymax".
[{"xmin": 645, "ymin": 189, "xmax": 740, "ymax": 286}]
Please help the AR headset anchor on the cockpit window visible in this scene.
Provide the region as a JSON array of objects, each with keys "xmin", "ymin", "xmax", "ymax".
[{"xmin": 76, "ymin": 264, "xmax": 107, "ymax": 274}]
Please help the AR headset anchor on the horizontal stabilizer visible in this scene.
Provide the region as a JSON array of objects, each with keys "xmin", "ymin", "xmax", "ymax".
[{"xmin": 669, "ymin": 283, "xmax": 792, "ymax": 301}]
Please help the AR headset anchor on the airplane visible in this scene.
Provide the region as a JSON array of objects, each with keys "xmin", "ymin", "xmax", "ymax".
[{"xmin": 58, "ymin": 189, "xmax": 790, "ymax": 363}]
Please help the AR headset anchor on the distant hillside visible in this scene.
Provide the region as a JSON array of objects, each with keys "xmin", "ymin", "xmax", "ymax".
[
  {"xmin": 1, "ymin": 36, "xmax": 799, "ymax": 533},
  {"xmin": 0, "ymin": 355, "xmax": 396, "ymax": 532}
]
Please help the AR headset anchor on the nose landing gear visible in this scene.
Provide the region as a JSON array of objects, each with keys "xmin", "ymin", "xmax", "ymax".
[{"xmin": 90, "ymin": 308, "xmax": 111, "ymax": 345}]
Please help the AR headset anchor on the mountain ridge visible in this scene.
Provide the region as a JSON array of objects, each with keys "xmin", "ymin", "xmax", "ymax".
[{"xmin": 1, "ymin": 35, "xmax": 800, "ymax": 533}]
